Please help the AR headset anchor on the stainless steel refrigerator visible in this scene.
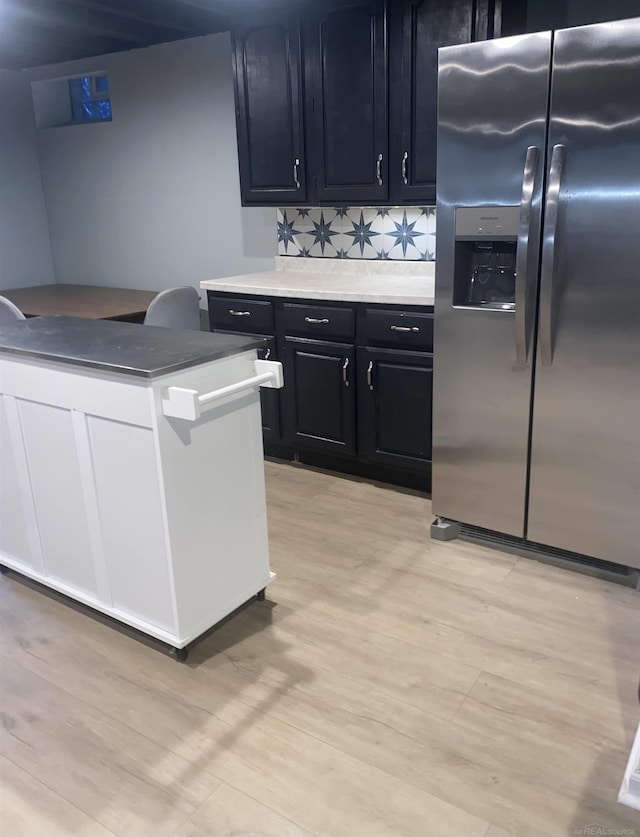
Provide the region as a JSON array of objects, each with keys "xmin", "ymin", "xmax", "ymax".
[{"xmin": 432, "ymin": 19, "xmax": 640, "ymax": 573}]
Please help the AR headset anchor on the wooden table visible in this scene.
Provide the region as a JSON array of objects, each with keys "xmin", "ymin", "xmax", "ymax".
[{"xmin": 1, "ymin": 284, "xmax": 157, "ymax": 321}]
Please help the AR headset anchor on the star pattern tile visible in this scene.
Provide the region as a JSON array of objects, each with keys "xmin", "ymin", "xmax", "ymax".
[
  {"xmin": 277, "ymin": 206, "xmax": 436, "ymax": 261},
  {"xmin": 388, "ymin": 211, "xmax": 422, "ymax": 257},
  {"xmin": 310, "ymin": 211, "xmax": 339, "ymax": 255},
  {"xmin": 345, "ymin": 211, "xmax": 381, "ymax": 257},
  {"xmin": 277, "ymin": 211, "xmax": 302, "ymax": 255}
]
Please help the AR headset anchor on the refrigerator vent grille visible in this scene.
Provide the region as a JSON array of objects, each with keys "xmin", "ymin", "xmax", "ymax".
[{"xmin": 459, "ymin": 524, "xmax": 638, "ymax": 587}]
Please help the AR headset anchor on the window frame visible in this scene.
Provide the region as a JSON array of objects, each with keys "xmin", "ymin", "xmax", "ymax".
[{"xmin": 68, "ymin": 73, "xmax": 112, "ymax": 125}]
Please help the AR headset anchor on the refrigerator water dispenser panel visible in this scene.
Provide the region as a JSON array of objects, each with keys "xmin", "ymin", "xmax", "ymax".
[{"xmin": 453, "ymin": 206, "xmax": 520, "ymax": 310}]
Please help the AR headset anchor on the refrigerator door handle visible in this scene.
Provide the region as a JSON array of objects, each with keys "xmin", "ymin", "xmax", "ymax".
[
  {"xmin": 539, "ymin": 144, "xmax": 565, "ymax": 366},
  {"xmin": 515, "ymin": 145, "xmax": 539, "ymax": 365}
]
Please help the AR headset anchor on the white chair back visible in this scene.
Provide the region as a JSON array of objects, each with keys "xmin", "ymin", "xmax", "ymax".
[
  {"xmin": 143, "ymin": 287, "xmax": 201, "ymax": 331},
  {"xmin": 0, "ymin": 295, "xmax": 27, "ymax": 325}
]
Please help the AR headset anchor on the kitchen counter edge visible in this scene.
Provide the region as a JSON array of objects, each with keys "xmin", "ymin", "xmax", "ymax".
[{"xmin": 200, "ymin": 271, "xmax": 435, "ymax": 307}]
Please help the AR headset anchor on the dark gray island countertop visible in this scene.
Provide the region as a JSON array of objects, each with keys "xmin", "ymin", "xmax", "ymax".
[{"xmin": 0, "ymin": 316, "xmax": 265, "ymax": 378}]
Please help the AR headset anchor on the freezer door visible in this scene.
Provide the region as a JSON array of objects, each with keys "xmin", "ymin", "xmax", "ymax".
[
  {"xmin": 433, "ymin": 33, "xmax": 552, "ymax": 536},
  {"xmin": 528, "ymin": 19, "xmax": 640, "ymax": 568}
]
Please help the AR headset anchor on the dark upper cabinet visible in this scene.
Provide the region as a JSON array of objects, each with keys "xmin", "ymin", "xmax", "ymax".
[
  {"xmin": 305, "ymin": 0, "xmax": 388, "ymax": 203},
  {"xmin": 232, "ymin": 16, "xmax": 306, "ymax": 203},
  {"xmin": 389, "ymin": 0, "xmax": 494, "ymax": 203},
  {"xmin": 357, "ymin": 347, "xmax": 433, "ymax": 471},
  {"xmin": 283, "ymin": 337, "xmax": 356, "ymax": 455},
  {"xmin": 231, "ymin": 0, "xmax": 527, "ymax": 206}
]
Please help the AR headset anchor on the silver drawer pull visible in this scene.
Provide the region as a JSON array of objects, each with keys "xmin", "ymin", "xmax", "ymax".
[
  {"xmin": 367, "ymin": 360, "xmax": 373, "ymax": 391},
  {"xmin": 305, "ymin": 317, "xmax": 329, "ymax": 324},
  {"xmin": 263, "ymin": 348, "xmax": 271, "ymax": 360},
  {"xmin": 390, "ymin": 325, "xmax": 420, "ymax": 333},
  {"xmin": 342, "ymin": 357, "xmax": 350, "ymax": 387},
  {"xmin": 229, "ymin": 310, "xmax": 251, "ymax": 317},
  {"xmin": 293, "ymin": 158, "xmax": 301, "ymax": 189}
]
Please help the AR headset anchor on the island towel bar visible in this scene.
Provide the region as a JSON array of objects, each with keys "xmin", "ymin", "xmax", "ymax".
[{"xmin": 162, "ymin": 358, "xmax": 284, "ymax": 421}]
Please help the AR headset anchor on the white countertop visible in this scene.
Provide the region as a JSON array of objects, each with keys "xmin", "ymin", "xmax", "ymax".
[{"xmin": 201, "ymin": 257, "xmax": 435, "ymax": 306}]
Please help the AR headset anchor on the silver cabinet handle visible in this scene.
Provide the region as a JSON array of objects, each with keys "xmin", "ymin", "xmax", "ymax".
[
  {"xmin": 293, "ymin": 158, "xmax": 301, "ymax": 189},
  {"xmin": 264, "ymin": 348, "xmax": 271, "ymax": 360},
  {"xmin": 402, "ymin": 151, "xmax": 408, "ymax": 185},
  {"xmin": 367, "ymin": 360, "xmax": 373, "ymax": 391},
  {"xmin": 539, "ymin": 144, "xmax": 565, "ymax": 367},
  {"xmin": 376, "ymin": 153, "xmax": 383, "ymax": 186},
  {"xmin": 515, "ymin": 145, "xmax": 539, "ymax": 366},
  {"xmin": 304, "ymin": 317, "xmax": 329, "ymax": 324},
  {"xmin": 342, "ymin": 357, "xmax": 350, "ymax": 387},
  {"xmin": 391, "ymin": 325, "xmax": 419, "ymax": 333},
  {"xmin": 229, "ymin": 309, "xmax": 251, "ymax": 317}
]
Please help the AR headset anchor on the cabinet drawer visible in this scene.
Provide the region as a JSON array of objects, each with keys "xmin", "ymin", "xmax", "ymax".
[
  {"xmin": 210, "ymin": 330, "xmax": 272, "ymax": 360},
  {"xmin": 281, "ymin": 303, "xmax": 355, "ymax": 340},
  {"xmin": 209, "ymin": 296, "xmax": 274, "ymax": 333},
  {"xmin": 361, "ymin": 308, "xmax": 433, "ymax": 351}
]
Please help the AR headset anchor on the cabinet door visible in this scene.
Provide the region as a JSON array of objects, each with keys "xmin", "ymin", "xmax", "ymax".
[
  {"xmin": 392, "ymin": 0, "xmax": 483, "ymax": 203},
  {"xmin": 232, "ymin": 17, "xmax": 306, "ymax": 203},
  {"xmin": 357, "ymin": 347, "xmax": 432, "ymax": 471},
  {"xmin": 283, "ymin": 338, "xmax": 356, "ymax": 455},
  {"xmin": 307, "ymin": 0, "xmax": 388, "ymax": 203}
]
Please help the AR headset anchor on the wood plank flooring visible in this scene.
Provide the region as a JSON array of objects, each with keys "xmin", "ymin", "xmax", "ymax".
[{"xmin": 1, "ymin": 460, "xmax": 639, "ymax": 836}]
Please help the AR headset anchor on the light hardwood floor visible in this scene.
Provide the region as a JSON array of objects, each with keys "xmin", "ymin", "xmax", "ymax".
[{"xmin": 1, "ymin": 460, "xmax": 639, "ymax": 837}]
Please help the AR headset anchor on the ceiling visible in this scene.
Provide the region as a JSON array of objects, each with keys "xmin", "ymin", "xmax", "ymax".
[{"xmin": 0, "ymin": 0, "xmax": 292, "ymax": 71}]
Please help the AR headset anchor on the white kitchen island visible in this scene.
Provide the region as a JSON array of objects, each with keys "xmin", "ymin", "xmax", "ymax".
[{"xmin": 0, "ymin": 316, "xmax": 282, "ymax": 660}]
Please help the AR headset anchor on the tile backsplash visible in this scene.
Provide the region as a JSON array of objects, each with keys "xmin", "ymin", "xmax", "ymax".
[{"xmin": 277, "ymin": 206, "xmax": 436, "ymax": 261}]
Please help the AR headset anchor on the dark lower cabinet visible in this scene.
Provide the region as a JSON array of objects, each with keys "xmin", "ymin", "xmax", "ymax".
[
  {"xmin": 207, "ymin": 290, "xmax": 433, "ymax": 489},
  {"xmin": 283, "ymin": 337, "xmax": 356, "ymax": 455},
  {"xmin": 208, "ymin": 328, "xmax": 281, "ymax": 441},
  {"xmin": 257, "ymin": 337, "xmax": 281, "ymax": 442},
  {"xmin": 357, "ymin": 347, "xmax": 433, "ymax": 471}
]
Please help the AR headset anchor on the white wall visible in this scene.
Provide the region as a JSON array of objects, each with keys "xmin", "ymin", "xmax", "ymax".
[
  {"xmin": 0, "ymin": 69, "xmax": 55, "ymax": 291},
  {"xmin": 29, "ymin": 33, "xmax": 276, "ymax": 299}
]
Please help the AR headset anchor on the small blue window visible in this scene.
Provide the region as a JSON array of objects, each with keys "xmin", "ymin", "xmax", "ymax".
[{"xmin": 68, "ymin": 75, "xmax": 112, "ymax": 124}]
